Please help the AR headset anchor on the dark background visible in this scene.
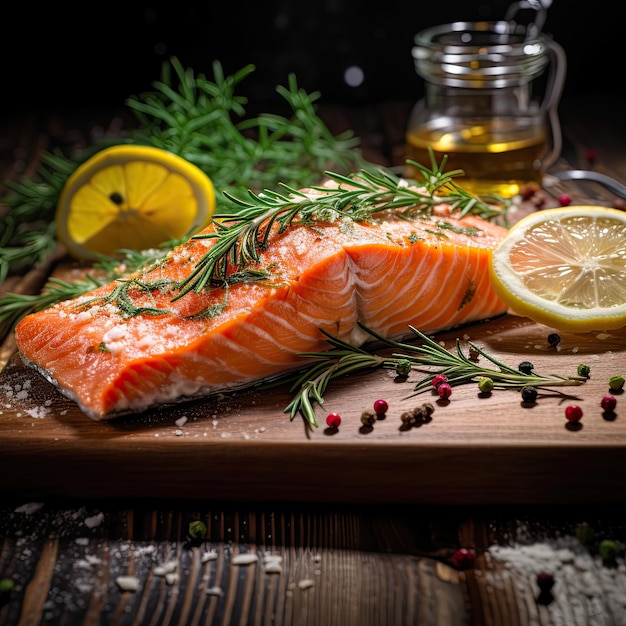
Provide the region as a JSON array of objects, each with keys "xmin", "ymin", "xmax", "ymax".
[{"xmin": 0, "ymin": 1, "xmax": 621, "ymax": 116}]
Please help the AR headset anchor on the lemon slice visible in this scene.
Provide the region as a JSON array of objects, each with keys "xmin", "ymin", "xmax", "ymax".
[
  {"xmin": 56, "ymin": 145, "xmax": 215, "ymax": 260},
  {"xmin": 490, "ymin": 206, "xmax": 626, "ymax": 332}
]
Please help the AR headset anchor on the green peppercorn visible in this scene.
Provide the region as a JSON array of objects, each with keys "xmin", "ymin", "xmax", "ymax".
[
  {"xmin": 577, "ymin": 363, "xmax": 591, "ymax": 378},
  {"xmin": 575, "ymin": 522, "xmax": 596, "ymax": 546},
  {"xmin": 395, "ymin": 359, "xmax": 411, "ymax": 377},
  {"xmin": 478, "ymin": 377, "xmax": 494, "ymax": 393},
  {"xmin": 188, "ymin": 520, "xmax": 208, "ymax": 540},
  {"xmin": 609, "ymin": 375, "xmax": 625, "ymax": 391},
  {"xmin": 0, "ymin": 578, "xmax": 14, "ymax": 594},
  {"xmin": 599, "ymin": 539, "xmax": 619, "ymax": 562}
]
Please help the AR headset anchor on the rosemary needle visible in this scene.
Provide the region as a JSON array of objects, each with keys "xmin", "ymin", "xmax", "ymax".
[{"xmin": 284, "ymin": 323, "xmax": 587, "ymax": 427}]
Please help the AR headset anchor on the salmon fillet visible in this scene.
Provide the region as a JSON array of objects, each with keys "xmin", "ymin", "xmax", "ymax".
[{"xmin": 14, "ymin": 203, "xmax": 509, "ymax": 420}]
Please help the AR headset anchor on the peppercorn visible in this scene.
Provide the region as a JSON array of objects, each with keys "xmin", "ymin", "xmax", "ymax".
[
  {"xmin": 609, "ymin": 375, "xmax": 625, "ymax": 391},
  {"xmin": 432, "ymin": 373, "xmax": 448, "ymax": 388},
  {"xmin": 478, "ymin": 377, "xmax": 494, "ymax": 393},
  {"xmin": 437, "ymin": 382, "xmax": 452, "ymax": 400},
  {"xmin": 468, "ymin": 345, "xmax": 480, "ymax": 362},
  {"xmin": 0, "ymin": 578, "xmax": 14, "ymax": 594},
  {"xmin": 547, "ymin": 333, "xmax": 561, "ymax": 347},
  {"xmin": 518, "ymin": 361, "xmax": 534, "ymax": 374},
  {"xmin": 558, "ymin": 193, "xmax": 571, "ymax": 206},
  {"xmin": 361, "ymin": 410, "xmax": 376, "ymax": 427},
  {"xmin": 188, "ymin": 520, "xmax": 208, "ymax": 540},
  {"xmin": 373, "ymin": 399, "xmax": 388, "ymax": 416},
  {"xmin": 421, "ymin": 402, "xmax": 435, "ymax": 417},
  {"xmin": 585, "ymin": 149, "xmax": 598, "ymax": 165},
  {"xmin": 577, "ymin": 363, "xmax": 591, "ymax": 378},
  {"xmin": 521, "ymin": 386, "xmax": 538, "ymax": 403},
  {"xmin": 565, "ymin": 405, "xmax": 583, "ymax": 422},
  {"xmin": 601, "ymin": 396, "xmax": 617, "ymax": 413},
  {"xmin": 326, "ymin": 412, "xmax": 341, "ymax": 429},
  {"xmin": 575, "ymin": 522, "xmax": 596, "ymax": 545},
  {"xmin": 400, "ymin": 411, "xmax": 416, "ymax": 426},
  {"xmin": 449, "ymin": 548, "xmax": 475, "ymax": 570},
  {"xmin": 536, "ymin": 572, "xmax": 555, "ymax": 593},
  {"xmin": 599, "ymin": 539, "xmax": 619, "ymax": 562},
  {"xmin": 395, "ymin": 359, "xmax": 411, "ymax": 377}
]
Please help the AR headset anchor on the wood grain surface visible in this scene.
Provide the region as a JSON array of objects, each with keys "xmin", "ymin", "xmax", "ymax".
[
  {"xmin": 2, "ymin": 96, "xmax": 626, "ymax": 626},
  {"xmin": 1, "ymin": 312, "xmax": 625, "ymax": 504}
]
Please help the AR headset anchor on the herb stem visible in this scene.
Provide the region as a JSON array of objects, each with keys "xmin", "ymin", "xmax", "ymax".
[{"xmin": 283, "ymin": 323, "xmax": 587, "ymax": 426}]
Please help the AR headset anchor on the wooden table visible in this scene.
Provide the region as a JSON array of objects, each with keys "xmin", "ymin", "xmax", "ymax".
[{"xmin": 1, "ymin": 95, "xmax": 626, "ymax": 626}]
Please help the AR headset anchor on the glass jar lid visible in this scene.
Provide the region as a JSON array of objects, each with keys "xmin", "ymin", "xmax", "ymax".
[{"xmin": 412, "ymin": 20, "xmax": 551, "ymax": 88}]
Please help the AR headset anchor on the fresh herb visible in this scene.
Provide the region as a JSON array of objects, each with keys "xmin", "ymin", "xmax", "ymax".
[
  {"xmin": 175, "ymin": 161, "xmax": 508, "ymax": 299},
  {"xmin": 0, "ymin": 58, "xmax": 371, "ymax": 342},
  {"xmin": 0, "ymin": 57, "xmax": 365, "ymax": 289},
  {"xmin": 0, "ymin": 246, "xmax": 173, "ymax": 341},
  {"xmin": 284, "ymin": 322, "xmax": 587, "ymax": 427}
]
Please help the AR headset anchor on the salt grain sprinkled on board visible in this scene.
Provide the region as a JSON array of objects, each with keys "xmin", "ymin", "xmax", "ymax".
[
  {"xmin": 206, "ymin": 586, "xmax": 223, "ymax": 596},
  {"xmin": 231, "ymin": 553, "xmax": 259, "ymax": 565},
  {"xmin": 153, "ymin": 560, "xmax": 178, "ymax": 576},
  {"xmin": 297, "ymin": 579, "xmax": 315, "ymax": 590},
  {"xmin": 201, "ymin": 550, "xmax": 218, "ymax": 563},
  {"xmin": 485, "ymin": 533, "xmax": 626, "ymax": 623},
  {"xmin": 84, "ymin": 512, "xmax": 104, "ymax": 529},
  {"xmin": 116, "ymin": 576, "xmax": 140, "ymax": 592},
  {"xmin": 14, "ymin": 502, "xmax": 44, "ymax": 515}
]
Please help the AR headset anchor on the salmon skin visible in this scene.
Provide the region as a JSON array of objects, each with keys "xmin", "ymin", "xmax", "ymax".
[{"xmin": 14, "ymin": 204, "xmax": 508, "ymax": 421}]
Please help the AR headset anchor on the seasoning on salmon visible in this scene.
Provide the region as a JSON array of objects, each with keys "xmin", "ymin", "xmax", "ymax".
[
  {"xmin": 13, "ymin": 214, "xmax": 506, "ymax": 421},
  {"xmin": 14, "ymin": 172, "xmax": 511, "ymax": 421}
]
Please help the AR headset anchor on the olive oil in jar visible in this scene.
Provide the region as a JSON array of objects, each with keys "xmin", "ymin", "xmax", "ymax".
[
  {"xmin": 407, "ymin": 18, "xmax": 566, "ymax": 199},
  {"xmin": 405, "ymin": 117, "xmax": 548, "ymax": 198}
]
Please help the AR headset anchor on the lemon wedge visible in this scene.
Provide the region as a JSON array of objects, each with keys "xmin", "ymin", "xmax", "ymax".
[
  {"xmin": 55, "ymin": 145, "xmax": 215, "ymax": 261},
  {"xmin": 490, "ymin": 206, "xmax": 626, "ymax": 332}
]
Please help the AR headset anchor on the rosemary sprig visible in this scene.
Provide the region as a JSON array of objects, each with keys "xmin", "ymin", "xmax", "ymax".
[
  {"xmin": 284, "ymin": 333, "xmax": 388, "ymax": 428},
  {"xmin": 0, "ymin": 245, "xmax": 174, "ymax": 341},
  {"xmin": 0, "ymin": 58, "xmax": 368, "ymax": 340},
  {"xmin": 125, "ymin": 57, "xmax": 367, "ymax": 207},
  {"xmin": 285, "ymin": 323, "xmax": 587, "ymax": 426},
  {"xmin": 175, "ymin": 161, "xmax": 509, "ymax": 298}
]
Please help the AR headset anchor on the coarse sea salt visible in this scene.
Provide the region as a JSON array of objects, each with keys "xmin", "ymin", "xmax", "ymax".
[
  {"xmin": 116, "ymin": 576, "xmax": 140, "ymax": 592},
  {"xmin": 231, "ymin": 553, "xmax": 259, "ymax": 566}
]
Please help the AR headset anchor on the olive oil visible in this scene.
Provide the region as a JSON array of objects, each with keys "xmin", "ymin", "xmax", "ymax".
[{"xmin": 405, "ymin": 118, "xmax": 547, "ymax": 198}]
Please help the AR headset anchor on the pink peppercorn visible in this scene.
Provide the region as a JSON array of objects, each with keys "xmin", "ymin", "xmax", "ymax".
[
  {"xmin": 438, "ymin": 382, "xmax": 452, "ymax": 400},
  {"xmin": 565, "ymin": 405, "xmax": 583, "ymax": 422},
  {"xmin": 325, "ymin": 412, "xmax": 341, "ymax": 429},
  {"xmin": 585, "ymin": 149, "xmax": 598, "ymax": 165},
  {"xmin": 450, "ymin": 548, "xmax": 475, "ymax": 570},
  {"xmin": 432, "ymin": 374, "xmax": 448, "ymax": 388},
  {"xmin": 558, "ymin": 193, "xmax": 571, "ymax": 206},
  {"xmin": 601, "ymin": 396, "xmax": 617, "ymax": 412},
  {"xmin": 373, "ymin": 399, "xmax": 389, "ymax": 416}
]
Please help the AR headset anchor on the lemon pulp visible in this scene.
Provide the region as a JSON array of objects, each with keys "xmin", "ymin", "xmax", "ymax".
[
  {"xmin": 56, "ymin": 145, "xmax": 215, "ymax": 261},
  {"xmin": 490, "ymin": 206, "xmax": 626, "ymax": 332}
]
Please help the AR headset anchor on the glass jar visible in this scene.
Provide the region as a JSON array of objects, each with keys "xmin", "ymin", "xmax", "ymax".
[{"xmin": 405, "ymin": 19, "xmax": 566, "ymax": 198}]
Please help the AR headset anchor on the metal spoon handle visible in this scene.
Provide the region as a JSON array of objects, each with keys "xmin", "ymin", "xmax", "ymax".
[{"xmin": 552, "ymin": 170, "xmax": 626, "ymax": 199}]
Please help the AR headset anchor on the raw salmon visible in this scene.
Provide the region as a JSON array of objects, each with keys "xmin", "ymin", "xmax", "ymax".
[{"xmin": 14, "ymin": 198, "xmax": 509, "ymax": 420}]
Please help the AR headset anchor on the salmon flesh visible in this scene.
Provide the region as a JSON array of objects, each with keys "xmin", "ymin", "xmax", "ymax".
[{"xmin": 14, "ymin": 205, "xmax": 509, "ymax": 420}]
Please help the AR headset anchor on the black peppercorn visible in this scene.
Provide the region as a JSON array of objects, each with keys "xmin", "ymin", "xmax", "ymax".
[
  {"xmin": 547, "ymin": 333, "xmax": 561, "ymax": 347},
  {"xmin": 521, "ymin": 386, "xmax": 538, "ymax": 403},
  {"xmin": 518, "ymin": 361, "xmax": 534, "ymax": 374}
]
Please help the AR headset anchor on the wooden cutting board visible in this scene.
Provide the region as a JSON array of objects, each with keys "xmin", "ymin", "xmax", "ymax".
[{"xmin": 1, "ymin": 312, "xmax": 625, "ymax": 505}]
